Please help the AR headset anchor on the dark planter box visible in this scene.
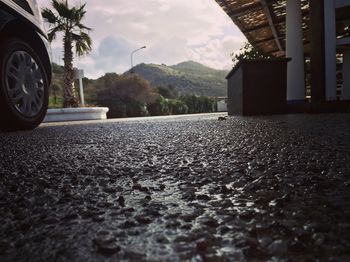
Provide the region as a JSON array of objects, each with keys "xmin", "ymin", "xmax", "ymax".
[{"xmin": 226, "ymin": 58, "xmax": 290, "ymax": 116}]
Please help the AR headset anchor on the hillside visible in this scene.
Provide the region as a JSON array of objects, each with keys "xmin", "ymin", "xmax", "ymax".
[{"xmin": 129, "ymin": 61, "xmax": 229, "ymax": 97}]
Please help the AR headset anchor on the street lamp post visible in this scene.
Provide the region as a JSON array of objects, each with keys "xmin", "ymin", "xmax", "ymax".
[{"xmin": 131, "ymin": 46, "xmax": 146, "ymax": 71}]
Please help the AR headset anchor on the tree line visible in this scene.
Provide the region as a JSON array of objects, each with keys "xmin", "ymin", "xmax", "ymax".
[
  {"xmin": 85, "ymin": 73, "xmax": 217, "ymax": 118},
  {"xmin": 49, "ymin": 65, "xmax": 220, "ymax": 118},
  {"xmin": 49, "ymin": 67, "xmax": 217, "ymax": 118}
]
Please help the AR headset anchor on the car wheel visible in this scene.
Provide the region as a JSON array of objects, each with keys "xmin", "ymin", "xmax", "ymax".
[{"xmin": 0, "ymin": 38, "xmax": 49, "ymax": 131}]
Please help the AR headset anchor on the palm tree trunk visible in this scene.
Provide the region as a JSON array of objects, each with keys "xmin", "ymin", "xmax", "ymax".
[{"xmin": 63, "ymin": 33, "xmax": 79, "ymax": 107}]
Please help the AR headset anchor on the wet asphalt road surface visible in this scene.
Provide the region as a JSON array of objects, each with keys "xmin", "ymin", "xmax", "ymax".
[{"xmin": 0, "ymin": 113, "xmax": 350, "ymax": 261}]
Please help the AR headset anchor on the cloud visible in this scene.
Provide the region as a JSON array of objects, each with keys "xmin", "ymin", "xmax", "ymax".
[
  {"xmin": 74, "ymin": 36, "xmax": 136, "ymax": 78},
  {"xmin": 94, "ymin": 36, "xmax": 135, "ymax": 74},
  {"xmin": 38, "ymin": 0, "xmax": 246, "ymax": 78},
  {"xmin": 98, "ymin": 37, "xmax": 132, "ymax": 60},
  {"xmin": 190, "ymin": 35, "xmax": 244, "ymax": 69}
]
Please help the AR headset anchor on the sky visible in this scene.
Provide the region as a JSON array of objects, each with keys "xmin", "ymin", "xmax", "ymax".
[{"xmin": 37, "ymin": 0, "xmax": 246, "ymax": 79}]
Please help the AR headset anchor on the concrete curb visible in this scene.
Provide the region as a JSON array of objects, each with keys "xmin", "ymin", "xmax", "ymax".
[{"xmin": 43, "ymin": 107, "xmax": 109, "ymax": 123}]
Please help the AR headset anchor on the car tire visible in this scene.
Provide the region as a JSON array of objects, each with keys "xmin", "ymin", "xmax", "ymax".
[{"xmin": 0, "ymin": 37, "xmax": 49, "ymax": 131}]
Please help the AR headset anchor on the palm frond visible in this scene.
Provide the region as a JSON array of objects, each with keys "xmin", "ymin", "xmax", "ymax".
[
  {"xmin": 41, "ymin": 8, "xmax": 59, "ymax": 24},
  {"xmin": 47, "ymin": 24, "xmax": 65, "ymax": 42},
  {"xmin": 71, "ymin": 32, "xmax": 92, "ymax": 56},
  {"xmin": 70, "ymin": 4, "xmax": 87, "ymax": 26},
  {"xmin": 76, "ymin": 3, "xmax": 87, "ymax": 20},
  {"xmin": 76, "ymin": 23, "xmax": 92, "ymax": 31},
  {"xmin": 52, "ymin": 0, "xmax": 74, "ymax": 20}
]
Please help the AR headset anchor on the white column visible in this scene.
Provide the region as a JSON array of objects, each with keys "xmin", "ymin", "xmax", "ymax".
[
  {"xmin": 324, "ymin": 0, "xmax": 337, "ymax": 101},
  {"xmin": 79, "ymin": 77, "xmax": 85, "ymax": 106},
  {"xmin": 286, "ymin": 0, "xmax": 305, "ymax": 102},
  {"xmin": 342, "ymin": 50, "xmax": 350, "ymax": 100}
]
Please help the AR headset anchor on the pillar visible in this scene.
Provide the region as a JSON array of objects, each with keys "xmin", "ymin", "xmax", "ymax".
[
  {"xmin": 342, "ymin": 50, "xmax": 350, "ymax": 100},
  {"xmin": 309, "ymin": 0, "xmax": 325, "ymax": 102},
  {"xmin": 324, "ymin": 0, "xmax": 337, "ymax": 101},
  {"xmin": 286, "ymin": 0, "xmax": 305, "ymax": 102}
]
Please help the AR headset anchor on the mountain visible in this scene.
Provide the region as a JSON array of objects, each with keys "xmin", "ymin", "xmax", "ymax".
[{"xmin": 128, "ymin": 61, "xmax": 229, "ymax": 97}]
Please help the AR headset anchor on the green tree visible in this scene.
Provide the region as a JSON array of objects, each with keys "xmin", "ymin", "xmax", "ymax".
[
  {"xmin": 147, "ymin": 96, "xmax": 170, "ymax": 116},
  {"xmin": 42, "ymin": 0, "xmax": 92, "ymax": 107},
  {"xmin": 179, "ymin": 94, "xmax": 200, "ymax": 113},
  {"xmin": 179, "ymin": 94, "xmax": 216, "ymax": 114},
  {"xmin": 95, "ymin": 74, "xmax": 157, "ymax": 118},
  {"xmin": 168, "ymin": 99, "xmax": 188, "ymax": 115},
  {"xmin": 231, "ymin": 42, "xmax": 272, "ymax": 65},
  {"xmin": 157, "ymin": 85, "xmax": 179, "ymax": 99},
  {"xmin": 50, "ymin": 83, "xmax": 61, "ymax": 105}
]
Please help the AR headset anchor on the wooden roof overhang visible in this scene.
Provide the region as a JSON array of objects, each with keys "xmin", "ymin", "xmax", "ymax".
[{"xmin": 215, "ymin": 0, "xmax": 350, "ymax": 57}]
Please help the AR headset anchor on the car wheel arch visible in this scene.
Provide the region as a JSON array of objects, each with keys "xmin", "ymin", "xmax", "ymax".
[{"xmin": 0, "ymin": 19, "xmax": 52, "ymax": 84}]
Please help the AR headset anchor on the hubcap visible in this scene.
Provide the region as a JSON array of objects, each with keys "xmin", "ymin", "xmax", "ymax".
[{"xmin": 5, "ymin": 51, "xmax": 44, "ymax": 118}]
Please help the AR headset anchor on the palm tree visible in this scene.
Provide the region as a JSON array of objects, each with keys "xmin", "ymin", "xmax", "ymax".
[{"xmin": 42, "ymin": 0, "xmax": 92, "ymax": 107}]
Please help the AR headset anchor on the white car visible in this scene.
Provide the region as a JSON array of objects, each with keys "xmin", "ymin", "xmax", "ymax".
[{"xmin": 0, "ymin": 0, "xmax": 51, "ymax": 130}]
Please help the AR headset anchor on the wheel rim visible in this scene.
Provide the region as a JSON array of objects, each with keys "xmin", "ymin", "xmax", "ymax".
[{"xmin": 5, "ymin": 51, "xmax": 45, "ymax": 118}]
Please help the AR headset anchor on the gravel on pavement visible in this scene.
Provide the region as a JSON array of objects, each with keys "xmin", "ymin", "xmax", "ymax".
[{"xmin": 0, "ymin": 113, "xmax": 350, "ymax": 261}]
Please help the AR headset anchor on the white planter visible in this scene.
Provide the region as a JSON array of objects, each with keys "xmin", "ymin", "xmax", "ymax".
[{"xmin": 43, "ymin": 107, "xmax": 109, "ymax": 123}]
